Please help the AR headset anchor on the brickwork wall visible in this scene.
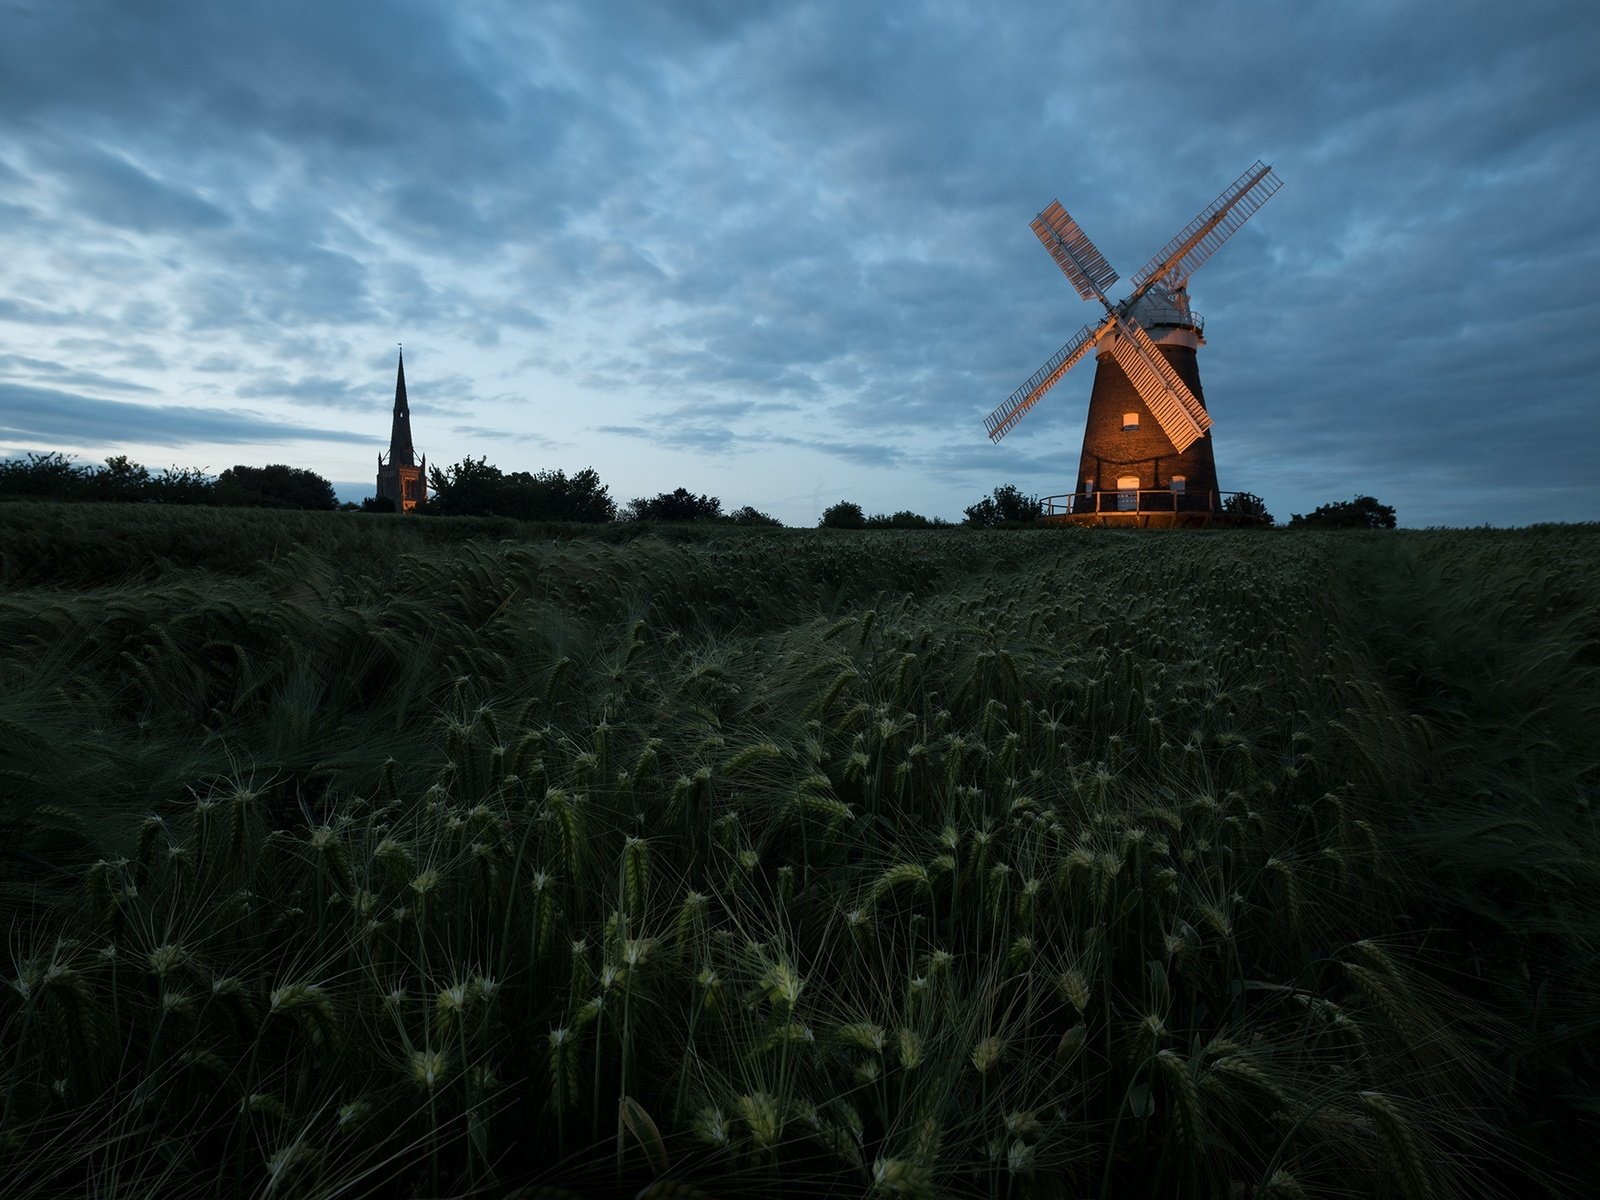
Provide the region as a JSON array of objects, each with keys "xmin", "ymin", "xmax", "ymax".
[{"xmin": 1074, "ymin": 343, "xmax": 1220, "ymax": 497}]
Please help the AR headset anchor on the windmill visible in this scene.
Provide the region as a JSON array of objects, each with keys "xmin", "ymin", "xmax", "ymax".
[{"xmin": 985, "ymin": 160, "xmax": 1282, "ymax": 523}]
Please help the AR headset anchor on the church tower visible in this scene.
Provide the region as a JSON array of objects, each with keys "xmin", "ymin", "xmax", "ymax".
[{"xmin": 375, "ymin": 347, "xmax": 426, "ymax": 512}]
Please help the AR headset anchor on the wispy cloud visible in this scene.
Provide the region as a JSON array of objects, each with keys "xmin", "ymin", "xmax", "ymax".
[{"xmin": 0, "ymin": 383, "xmax": 372, "ymax": 447}]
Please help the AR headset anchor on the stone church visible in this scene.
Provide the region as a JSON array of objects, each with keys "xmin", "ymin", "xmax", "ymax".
[{"xmin": 375, "ymin": 348, "xmax": 426, "ymax": 512}]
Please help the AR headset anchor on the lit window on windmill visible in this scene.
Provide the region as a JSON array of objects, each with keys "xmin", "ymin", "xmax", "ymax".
[
  {"xmin": 1169, "ymin": 475, "xmax": 1187, "ymax": 493},
  {"xmin": 1122, "ymin": 412, "xmax": 1140, "ymax": 431}
]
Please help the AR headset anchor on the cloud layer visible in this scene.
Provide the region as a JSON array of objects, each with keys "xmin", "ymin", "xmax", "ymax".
[{"xmin": 2, "ymin": 0, "xmax": 1596, "ymax": 525}]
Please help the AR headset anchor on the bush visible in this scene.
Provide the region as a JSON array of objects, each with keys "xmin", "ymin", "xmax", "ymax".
[
  {"xmin": 0, "ymin": 452, "xmax": 219, "ymax": 505},
  {"xmin": 626, "ymin": 487, "xmax": 721, "ymax": 522},
  {"xmin": 1223, "ymin": 491, "xmax": 1275, "ymax": 526},
  {"xmin": 84, "ymin": 455, "xmax": 152, "ymax": 502},
  {"xmin": 427, "ymin": 458, "xmax": 616, "ymax": 522},
  {"xmin": 1289, "ymin": 495, "xmax": 1396, "ymax": 529},
  {"xmin": 864, "ymin": 509, "xmax": 950, "ymax": 529},
  {"xmin": 724, "ymin": 504, "xmax": 783, "ymax": 527},
  {"xmin": 819, "ymin": 500, "xmax": 866, "ymax": 529},
  {"xmin": 427, "ymin": 456, "xmax": 504, "ymax": 516},
  {"xmin": 151, "ymin": 465, "xmax": 216, "ymax": 505},
  {"xmin": 0, "ymin": 451, "xmax": 90, "ymax": 498},
  {"xmin": 963, "ymin": 484, "xmax": 1043, "ymax": 527},
  {"xmin": 214, "ymin": 464, "xmax": 338, "ymax": 510}
]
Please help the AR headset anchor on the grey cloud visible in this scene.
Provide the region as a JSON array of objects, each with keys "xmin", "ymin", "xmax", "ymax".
[
  {"xmin": 595, "ymin": 422, "xmax": 740, "ymax": 455},
  {"xmin": 0, "ymin": 354, "xmax": 158, "ymax": 393},
  {"xmin": 766, "ymin": 433, "xmax": 904, "ymax": 469},
  {"xmin": 236, "ymin": 375, "xmax": 372, "ymax": 411},
  {"xmin": 0, "ymin": 298, "xmax": 86, "ymax": 327},
  {"xmin": 447, "ymin": 425, "xmax": 556, "ymax": 446},
  {"xmin": 595, "ymin": 417, "xmax": 901, "ymax": 469},
  {"xmin": 51, "ymin": 339, "xmax": 169, "ymax": 371},
  {"xmin": 0, "ymin": 383, "xmax": 372, "ymax": 447},
  {"xmin": 38, "ymin": 142, "xmax": 231, "ymax": 235}
]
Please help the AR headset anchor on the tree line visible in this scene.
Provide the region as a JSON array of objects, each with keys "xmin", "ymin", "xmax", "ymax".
[
  {"xmin": 0, "ymin": 452, "xmax": 338, "ymax": 509},
  {"xmin": 423, "ymin": 459, "xmax": 1048, "ymax": 528},
  {"xmin": 418, "ymin": 459, "xmax": 784, "ymax": 524},
  {"xmin": 1, "ymin": 450, "xmax": 1395, "ymax": 529}
]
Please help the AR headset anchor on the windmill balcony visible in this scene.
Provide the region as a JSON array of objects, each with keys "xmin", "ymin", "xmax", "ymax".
[{"xmin": 1042, "ymin": 488, "xmax": 1259, "ymax": 520}]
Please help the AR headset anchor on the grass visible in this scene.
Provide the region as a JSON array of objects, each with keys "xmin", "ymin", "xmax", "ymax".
[{"xmin": 0, "ymin": 502, "xmax": 1595, "ymax": 1197}]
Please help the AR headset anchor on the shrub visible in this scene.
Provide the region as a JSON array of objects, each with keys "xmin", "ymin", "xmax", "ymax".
[
  {"xmin": 1289, "ymin": 495, "xmax": 1397, "ymax": 529},
  {"xmin": 1223, "ymin": 491, "xmax": 1275, "ymax": 525},
  {"xmin": 725, "ymin": 504, "xmax": 783, "ymax": 527},
  {"xmin": 864, "ymin": 509, "xmax": 950, "ymax": 529},
  {"xmin": 428, "ymin": 458, "xmax": 616, "ymax": 521},
  {"xmin": 963, "ymin": 484, "xmax": 1043, "ymax": 527},
  {"xmin": 214, "ymin": 464, "xmax": 338, "ymax": 510},
  {"xmin": 0, "ymin": 452, "xmax": 219, "ymax": 504},
  {"xmin": 626, "ymin": 487, "xmax": 721, "ymax": 522},
  {"xmin": 819, "ymin": 500, "xmax": 866, "ymax": 529},
  {"xmin": 152, "ymin": 465, "xmax": 217, "ymax": 505},
  {"xmin": 0, "ymin": 451, "xmax": 91, "ymax": 498}
]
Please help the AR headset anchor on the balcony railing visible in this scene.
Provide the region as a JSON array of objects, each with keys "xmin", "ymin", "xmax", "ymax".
[{"xmin": 1041, "ymin": 488, "xmax": 1257, "ymax": 517}]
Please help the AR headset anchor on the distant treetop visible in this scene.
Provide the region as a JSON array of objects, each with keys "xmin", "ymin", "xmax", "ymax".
[{"xmin": 1288, "ymin": 495, "xmax": 1396, "ymax": 530}]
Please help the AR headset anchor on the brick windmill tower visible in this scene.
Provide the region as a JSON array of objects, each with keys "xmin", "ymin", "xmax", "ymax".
[
  {"xmin": 985, "ymin": 161, "xmax": 1282, "ymax": 525},
  {"xmin": 375, "ymin": 346, "xmax": 427, "ymax": 512}
]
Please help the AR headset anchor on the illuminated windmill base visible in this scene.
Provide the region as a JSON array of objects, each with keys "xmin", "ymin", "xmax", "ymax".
[
  {"xmin": 985, "ymin": 161, "xmax": 1281, "ymax": 527},
  {"xmin": 1050, "ymin": 339, "xmax": 1223, "ymax": 525}
]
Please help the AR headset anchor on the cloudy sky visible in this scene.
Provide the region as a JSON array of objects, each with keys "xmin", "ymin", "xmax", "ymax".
[{"xmin": 3, "ymin": 0, "xmax": 1596, "ymax": 526}]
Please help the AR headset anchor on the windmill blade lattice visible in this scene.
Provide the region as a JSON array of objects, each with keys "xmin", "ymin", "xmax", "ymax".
[
  {"xmin": 1032, "ymin": 201, "xmax": 1120, "ymax": 302},
  {"xmin": 985, "ymin": 319, "xmax": 1108, "ymax": 441},
  {"xmin": 1129, "ymin": 161, "xmax": 1282, "ymax": 293},
  {"xmin": 1105, "ymin": 315, "xmax": 1212, "ymax": 452},
  {"xmin": 984, "ymin": 158, "xmax": 1280, "ymax": 483}
]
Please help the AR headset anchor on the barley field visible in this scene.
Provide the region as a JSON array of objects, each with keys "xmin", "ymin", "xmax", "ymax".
[{"xmin": 1, "ymin": 503, "xmax": 1595, "ymax": 1198}]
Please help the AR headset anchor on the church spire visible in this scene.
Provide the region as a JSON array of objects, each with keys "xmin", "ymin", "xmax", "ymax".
[{"xmin": 388, "ymin": 346, "xmax": 416, "ymax": 467}]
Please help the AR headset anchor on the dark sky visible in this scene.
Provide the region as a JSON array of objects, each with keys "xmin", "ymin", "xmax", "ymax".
[{"xmin": 3, "ymin": 0, "xmax": 1596, "ymax": 525}]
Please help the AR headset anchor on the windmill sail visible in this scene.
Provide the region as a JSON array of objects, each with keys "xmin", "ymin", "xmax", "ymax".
[
  {"xmin": 1032, "ymin": 201, "xmax": 1119, "ymax": 302},
  {"xmin": 986, "ymin": 159, "xmax": 1280, "ymax": 464},
  {"xmin": 1129, "ymin": 161, "xmax": 1282, "ymax": 293},
  {"xmin": 1105, "ymin": 316, "xmax": 1212, "ymax": 452},
  {"xmin": 985, "ymin": 318, "xmax": 1108, "ymax": 442}
]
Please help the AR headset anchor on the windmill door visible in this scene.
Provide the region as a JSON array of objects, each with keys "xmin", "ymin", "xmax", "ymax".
[{"xmin": 1116, "ymin": 475, "xmax": 1140, "ymax": 511}]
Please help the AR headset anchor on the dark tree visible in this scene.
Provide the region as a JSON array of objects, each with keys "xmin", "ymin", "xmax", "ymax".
[
  {"xmin": 214, "ymin": 464, "xmax": 338, "ymax": 510},
  {"xmin": 87, "ymin": 455, "xmax": 152, "ymax": 502},
  {"xmin": 725, "ymin": 505, "xmax": 783, "ymax": 527},
  {"xmin": 504, "ymin": 467, "xmax": 615, "ymax": 523},
  {"xmin": 864, "ymin": 510, "xmax": 950, "ymax": 529},
  {"xmin": 427, "ymin": 458, "xmax": 616, "ymax": 521},
  {"xmin": 626, "ymin": 488, "xmax": 722, "ymax": 522},
  {"xmin": 963, "ymin": 484, "xmax": 1044, "ymax": 528},
  {"xmin": 1222, "ymin": 491, "xmax": 1275, "ymax": 526},
  {"xmin": 427, "ymin": 457, "xmax": 505, "ymax": 516},
  {"xmin": 1288, "ymin": 495, "xmax": 1397, "ymax": 530},
  {"xmin": 361, "ymin": 495, "xmax": 399, "ymax": 513},
  {"xmin": 819, "ymin": 501, "xmax": 866, "ymax": 529},
  {"xmin": 0, "ymin": 452, "xmax": 217, "ymax": 504},
  {"xmin": 152, "ymin": 465, "xmax": 216, "ymax": 505},
  {"xmin": 0, "ymin": 452, "xmax": 89, "ymax": 498}
]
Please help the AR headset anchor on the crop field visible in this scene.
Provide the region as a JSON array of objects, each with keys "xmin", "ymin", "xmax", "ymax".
[{"xmin": 0, "ymin": 503, "xmax": 1595, "ymax": 1198}]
